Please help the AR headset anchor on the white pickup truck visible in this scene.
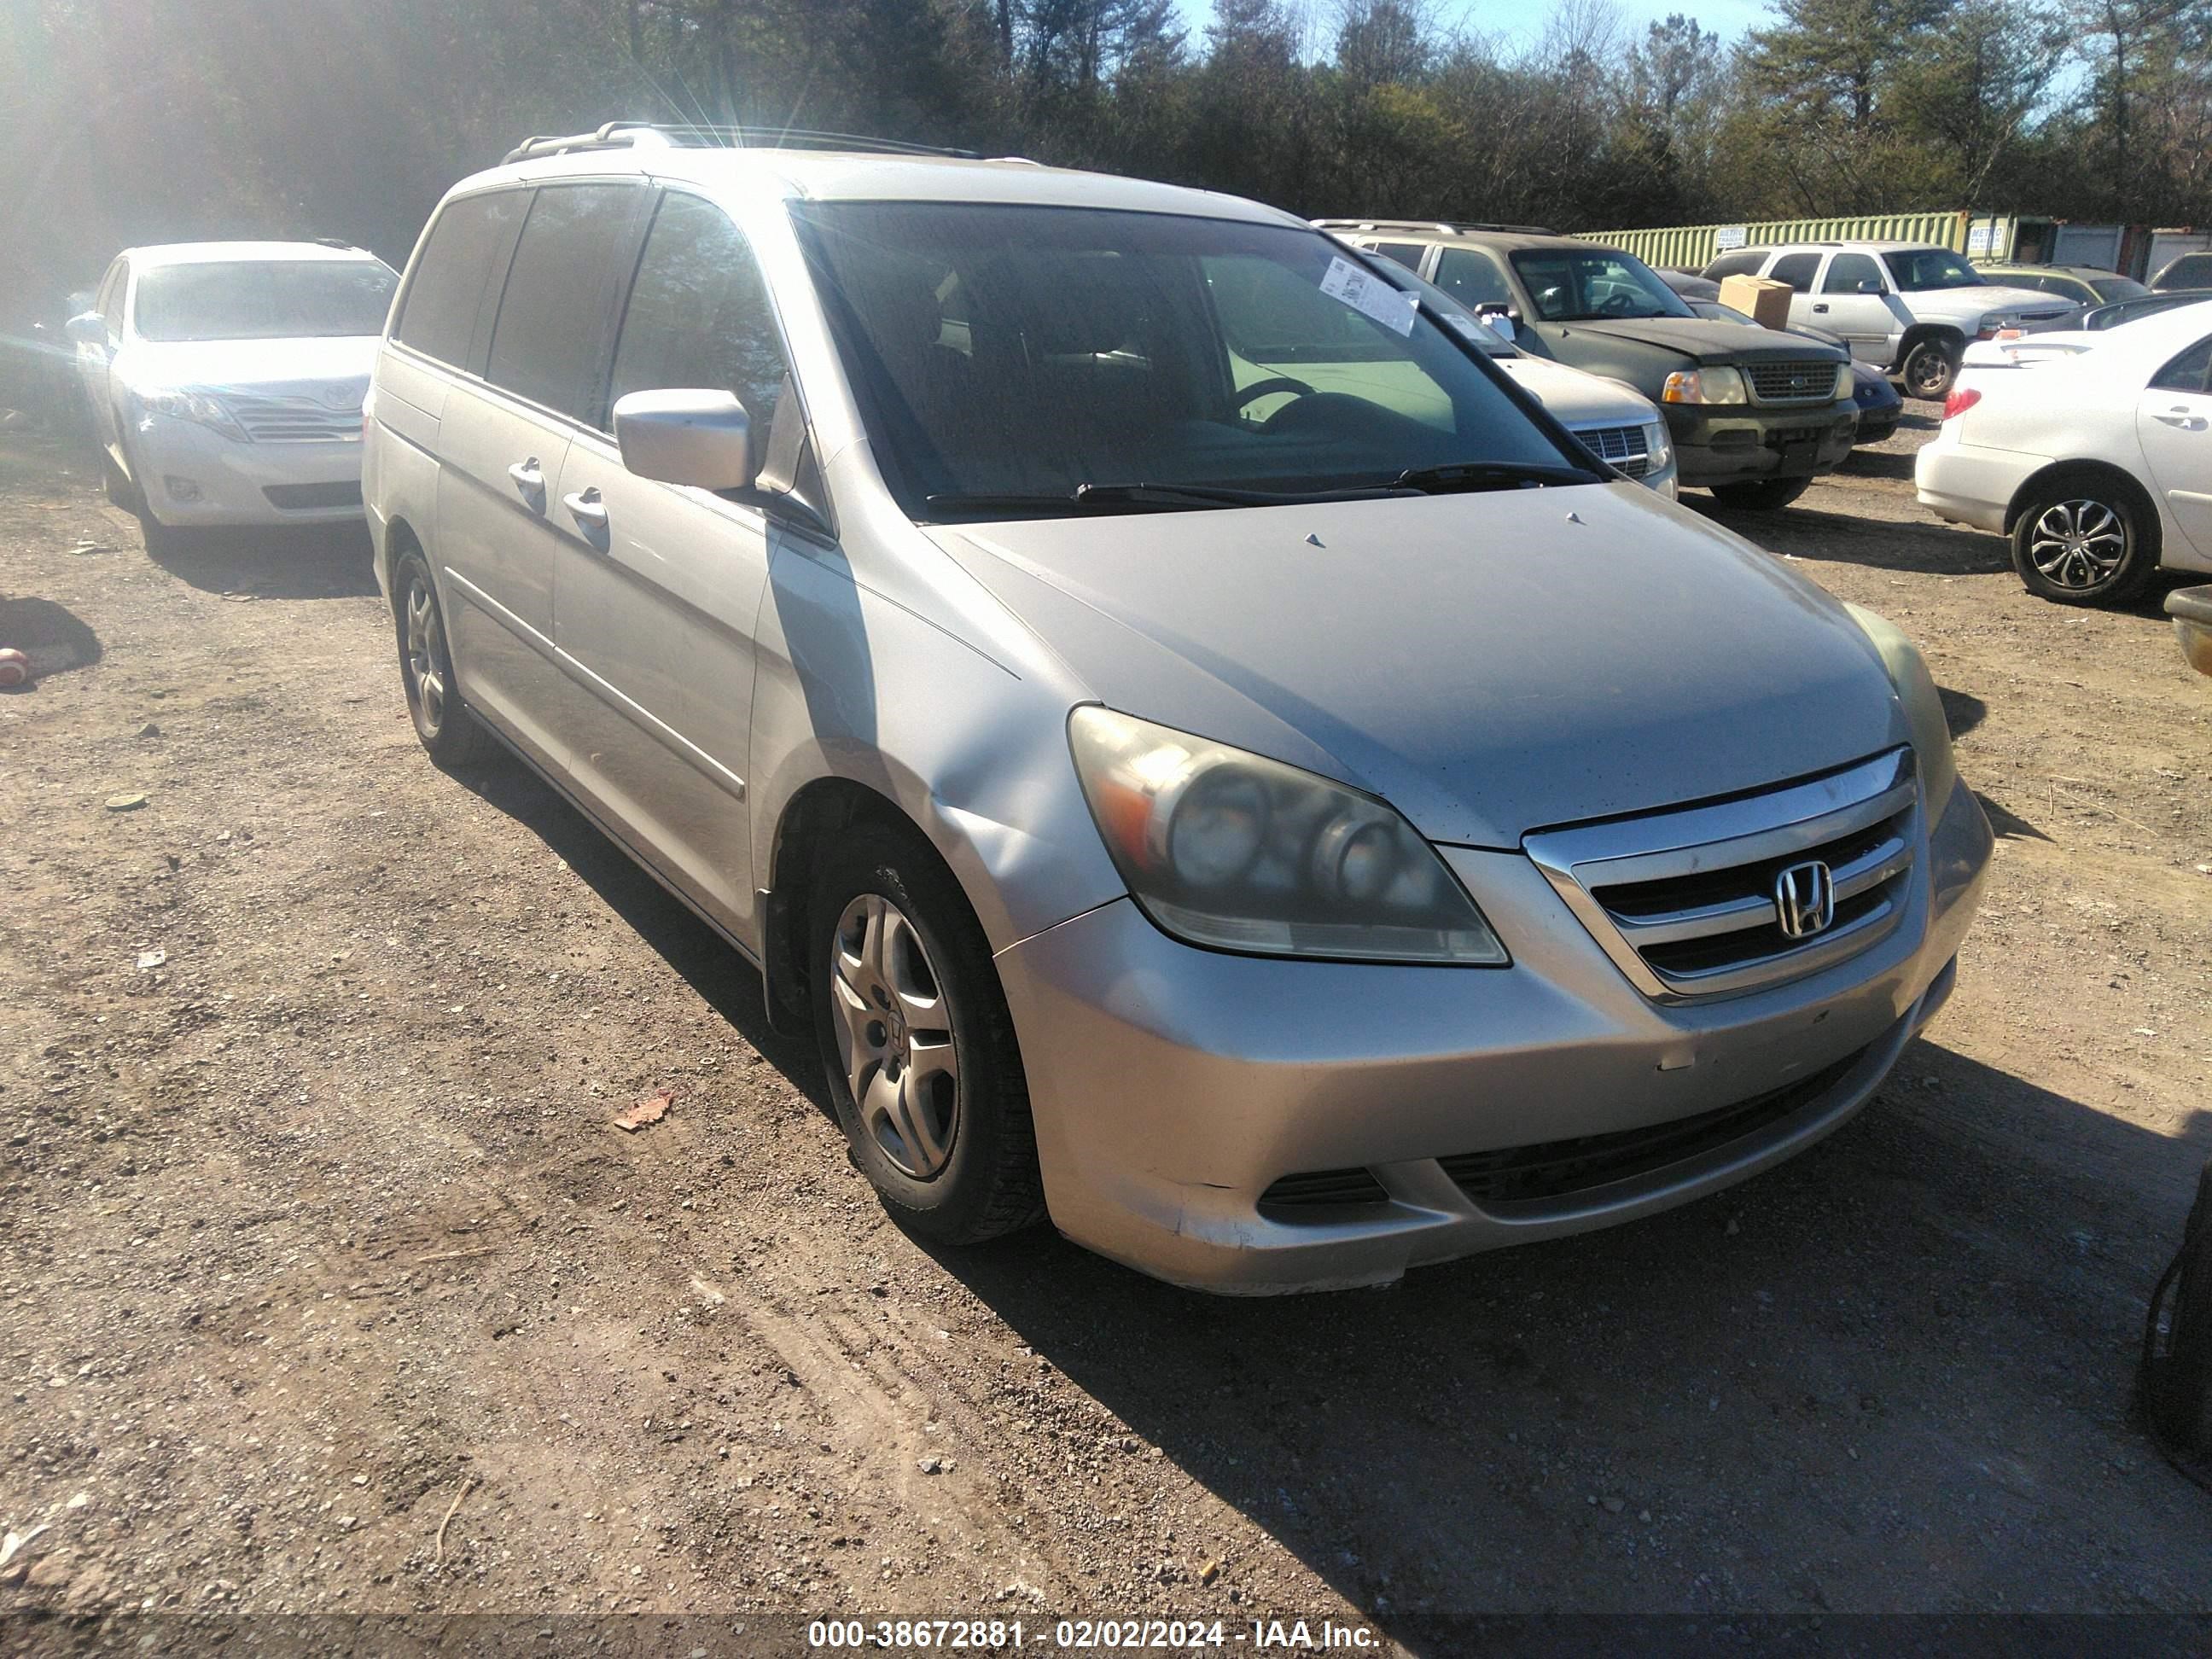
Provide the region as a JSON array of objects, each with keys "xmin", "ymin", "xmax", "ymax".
[{"xmin": 1703, "ymin": 241, "xmax": 2081, "ymax": 401}]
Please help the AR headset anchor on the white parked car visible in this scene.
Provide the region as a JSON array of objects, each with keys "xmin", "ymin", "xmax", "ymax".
[
  {"xmin": 68, "ymin": 241, "xmax": 399, "ymax": 552},
  {"xmin": 1917, "ymin": 300, "xmax": 2212, "ymax": 603},
  {"xmin": 1704, "ymin": 242, "xmax": 2081, "ymax": 401}
]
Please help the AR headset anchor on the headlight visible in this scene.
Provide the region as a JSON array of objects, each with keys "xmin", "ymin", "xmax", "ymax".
[
  {"xmin": 1640, "ymin": 419, "xmax": 1671, "ymax": 469},
  {"xmin": 1068, "ymin": 707, "xmax": 1508, "ymax": 964},
  {"xmin": 1834, "ymin": 364, "xmax": 1854, "ymax": 399},
  {"xmin": 136, "ymin": 387, "xmax": 247, "ymax": 441},
  {"xmin": 1660, "ymin": 366, "xmax": 1746, "ymax": 405},
  {"xmin": 1843, "ymin": 604, "xmax": 1958, "ymax": 813}
]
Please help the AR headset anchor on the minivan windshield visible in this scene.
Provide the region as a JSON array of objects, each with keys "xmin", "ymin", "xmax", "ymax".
[
  {"xmin": 133, "ymin": 259, "xmax": 398, "ymax": 343},
  {"xmin": 1886, "ymin": 249, "xmax": 1983, "ymax": 292},
  {"xmin": 1507, "ymin": 247, "xmax": 1696, "ymax": 323},
  {"xmin": 790, "ymin": 203, "xmax": 1593, "ymax": 518}
]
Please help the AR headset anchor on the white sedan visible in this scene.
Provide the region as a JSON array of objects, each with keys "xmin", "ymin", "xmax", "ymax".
[
  {"xmin": 69, "ymin": 241, "xmax": 397, "ymax": 553},
  {"xmin": 1918, "ymin": 299, "xmax": 2212, "ymax": 604}
]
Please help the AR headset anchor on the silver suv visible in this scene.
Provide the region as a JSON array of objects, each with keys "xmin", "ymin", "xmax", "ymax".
[
  {"xmin": 366, "ymin": 125, "xmax": 1992, "ymax": 1292},
  {"xmin": 1704, "ymin": 242, "xmax": 2081, "ymax": 400}
]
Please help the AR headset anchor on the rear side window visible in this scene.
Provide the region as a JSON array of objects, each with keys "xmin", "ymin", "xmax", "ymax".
[
  {"xmin": 1706, "ymin": 251, "xmax": 1766, "ymax": 280},
  {"xmin": 2150, "ymin": 335, "xmax": 2212, "ymax": 393},
  {"xmin": 1822, "ymin": 253, "xmax": 1883, "ymax": 294},
  {"xmin": 395, "ymin": 190, "xmax": 529, "ymax": 369},
  {"xmin": 1433, "ymin": 248, "xmax": 1514, "ymax": 311},
  {"xmin": 1767, "ymin": 253, "xmax": 1820, "ymax": 291},
  {"xmin": 485, "ymin": 183, "xmax": 643, "ymax": 424},
  {"xmin": 610, "ymin": 191, "xmax": 790, "ymax": 434}
]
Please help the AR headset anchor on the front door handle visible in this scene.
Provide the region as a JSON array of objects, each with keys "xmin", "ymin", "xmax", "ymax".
[
  {"xmin": 507, "ymin": 457, "xmax": 546, "ymax": 502},
  {"xmin": 2155, "ymin": 407, "xmax": 2207, "ymax": 430},
  {"xmin": 1813, "ymin": 302, "xmax": 1831, "ymax": 313},
  {"xmin": 563, "ymin": 486, "xmax": 609, "ymax": 533}
]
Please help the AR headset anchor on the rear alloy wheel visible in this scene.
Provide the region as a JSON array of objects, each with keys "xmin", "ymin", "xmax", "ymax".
[
  {"xmin": 2010, "ymin": 486, "xmax": 2157, "ymax": 606},
  {"xmin": 812, "ymin": 824, "xmax": 1044, "ymax": 1245},
  {"xmin": 393, "ymin": 548, "xmax": 486, "ymax": 766},
  {"xmin": 1901, "ymin": 338, "xmax": 1960, "ymax": 401},
  {"xmin": 1709, "ymin": 477, "xmax": 1811, "ymax": 511}
]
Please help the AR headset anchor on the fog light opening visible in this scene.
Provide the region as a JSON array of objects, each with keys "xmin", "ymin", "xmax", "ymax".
[{"xmin": 164, "ymin": 476, "xmax": 203, "ymax": 504}]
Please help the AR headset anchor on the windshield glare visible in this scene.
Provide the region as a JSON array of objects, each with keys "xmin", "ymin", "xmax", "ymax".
[
  {"xmin": 790, "ymin": 203, "xmax": 1587, "ymax": 516},
  {"xmin": 133, "ymin": 260, "xmax": 398, "ymax": 342},
  {"xmin": 1508, "ymin": 248, "xmax": 1695, "ymax": 323},
  {"xmin": 1887, "ymin": 249, "xmax": 1982, "ymax": 292}
]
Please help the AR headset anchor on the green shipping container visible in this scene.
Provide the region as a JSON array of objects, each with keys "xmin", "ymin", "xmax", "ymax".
[{"xmin": 1577, "ymin": 211, "xmax": 2013, "ymax": 271}]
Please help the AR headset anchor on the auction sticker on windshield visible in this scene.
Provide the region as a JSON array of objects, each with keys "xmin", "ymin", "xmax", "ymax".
[{"xmin": 1319, "ymin": 255, "xmax": 1417, "ymax": 335}]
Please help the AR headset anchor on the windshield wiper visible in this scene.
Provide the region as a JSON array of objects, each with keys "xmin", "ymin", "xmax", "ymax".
[
  {"xmin": 923, "ymin": 480, "xmax": 1414, "ymax": 517},
  {"xmin": 1391, "ymin": 461, "xmax": 1596, "ymax": 494}
]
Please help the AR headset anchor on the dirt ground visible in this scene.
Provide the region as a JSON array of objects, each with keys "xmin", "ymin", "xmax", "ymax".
[{"xmin": 2, "ymin": 410, "xmax": 2209, "ymax": 1644}]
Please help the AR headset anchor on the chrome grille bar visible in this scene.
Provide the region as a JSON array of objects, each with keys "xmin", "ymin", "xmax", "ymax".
[{"xmin": 1523, "ymin": 748, "xmax": 1920, "ymax": 1002}]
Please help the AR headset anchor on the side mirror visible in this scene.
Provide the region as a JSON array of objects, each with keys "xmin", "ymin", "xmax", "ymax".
[
  {"xmin": 1476, "ymin": 303, "xmax": 1519, "ymax": 342},
  {"xmin": 1857, "ymin": 279, "xmax": 1884, "ymax": 295},
  {"xmin": 65, "ymin": 312, "xmax": 108, "ymax": 346},
  {"xmin": 612, "ymin": 388, "xmax": 754, "ymax": 492}
]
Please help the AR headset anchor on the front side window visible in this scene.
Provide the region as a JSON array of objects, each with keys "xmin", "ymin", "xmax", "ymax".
[
  {"xmin": 485, "ymin": 183, "xmax": 642, "ymax": 425},
  {"xmin": 1886, "ymin": 248, "xmax": 1983, "ymax": 291},
  {"xmin": 1767, "ymin": 253, "xmax": 1820, "ymax": 292},
  {"xmin": 132, "ymin": 259, "xmax": 397, "ymax": 343},
  {"xmin": 2150, "ymin": 335, "xmax": 2212, "ymax": 394},
  {"xmin": 395, "ymin": 189, "xmax": 530, "ymax": 369},
  {"xmin": 1510, "ymin": 247, "xmax": 1695, "ymax": 322},
  {"xmin": 1822, "ymin": 253, "xmax": 1883, "ymax": 294},
  {"xmin": 610, "ymin": 191, "xmax": 789, "ymax": 434},
  {"xmin": 1433, "ymin": 247, "xmax": 1515, "ymax": 311},
  {"xmin": 792, "ymin": 203, "xmax": 1589, "ymax": 517}
]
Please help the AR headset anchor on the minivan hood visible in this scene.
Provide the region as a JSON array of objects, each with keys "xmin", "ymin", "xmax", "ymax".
[
  {"xmin": 930, "ymin": 486, "xmax": 1906, "ymax": 847},
  {"xmin": 1565, "ymin": 315, "xmax": 1841, "ymax": 364},
  {"xmin": 118, "ymin": 334, "xmax": 378, "ymax": 393}
]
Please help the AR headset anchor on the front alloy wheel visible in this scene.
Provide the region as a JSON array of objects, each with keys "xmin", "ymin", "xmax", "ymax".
[
  {"xmin": 2011, "ymin": 491, "xmax": 2154, "ymax": 606},
  {"xmin": 828, "ymin": 892, "xmax": 960, "ymax": 1179}
]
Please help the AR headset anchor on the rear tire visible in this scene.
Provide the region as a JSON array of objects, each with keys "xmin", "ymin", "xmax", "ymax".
[
  {"xmin": 2009, "ymin": 477, "xmax": 2158, "ymax": 607},
  {"xmin": 1901, "ymin": 337, "xmax": 1960, "ymax": 401},
  {"xmin": 811, "ymin": 822, "xmax": 1045, "ymax": 1245},
  {"xmin": 1709, "ymin": 477, "xmax": 1811, "ymax": 511},
  {"xmin": 393, "ymin": 545, "xmax": 488, "ymax": 768}
]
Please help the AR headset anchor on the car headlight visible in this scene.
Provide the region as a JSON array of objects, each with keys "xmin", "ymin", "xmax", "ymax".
[
  {"xmin": 1660, "ymin": 366, "xmax": 1746, "ymax": 405},
  {"xmin": 136, "ymin": 387, "xmax": 247, "ymax": 441},
  {"xmin": 1641, "ymin": 419, "xmax": 1672, "ymax": 469},
  {"xmin": 1843, "ymin": 604, "xmax": 1958, "ymax": 813},
  {"xmin": 1068, "ymin": 707, "xmax": 1508, "ymax": 964},
  {"xmin": 1834, "ymin": 364, "xmax": 1854, "ymax": 400}
]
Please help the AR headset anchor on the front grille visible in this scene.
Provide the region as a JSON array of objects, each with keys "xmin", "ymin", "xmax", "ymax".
[
  {"xmin": 1523, "ymin": 748, "xmax": 1919, "ymax": 1002},
  {"xmin": 1441, "ymin": 1047, "xmax": 1866, "ymax": 1208},
  {"xmin": 225, "ymin": 392, "xmax": 363, "ymax": 443},
  {"xmin": 1573, "ymin": 423, "xmax": 1651, "ymax": 479},
  {"xmin": 2017, "ymin": 308, "xmax": 2070, "ymax": 323},
  {"xmin": 1257, "ymin": 1167, "xmax": 1391, "ymax": 1220},
  {"xmin": 262, "ymin": 480, "xmax": 362, "ymax": 509},
  {"xmin": 1746, "ymin": 359, "xmax": 1839, "ymax": 405}
]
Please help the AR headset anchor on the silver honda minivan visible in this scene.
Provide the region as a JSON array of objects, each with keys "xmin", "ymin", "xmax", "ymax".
[{"xmin": 364, "ymin": 126, "xmax": 1992, "ymax": 1293}]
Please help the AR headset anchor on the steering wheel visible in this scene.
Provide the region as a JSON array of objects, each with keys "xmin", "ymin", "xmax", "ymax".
[
  {"xmin": 1235, "ymin": 375, "xmax": 1315, "ymax": 415},
  {"xmin": 1598, "ymin": 290, "xmax": 1640, "ymax": 316}
]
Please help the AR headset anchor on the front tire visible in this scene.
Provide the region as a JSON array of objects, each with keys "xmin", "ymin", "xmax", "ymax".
[
  {"xmin": 393, "ymin": 546, "xmax": 487, "ymax": 767},
  {"xmin": 811, "ymin": 823, "xmax": 1044, "ymax": 1245},
  {"xmin": 1709, "ymin": 477, "xmax": 1811, "ymax": 511},
  {"xmin": 2010, "ymin": 480, "xmax": 2158, "ymax": 606},
  {"xmin": 1901, "ymin": 337, "xmax": 1960, "ymax": 401}
]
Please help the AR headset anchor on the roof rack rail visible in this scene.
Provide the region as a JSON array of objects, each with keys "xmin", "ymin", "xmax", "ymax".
[
  {"xmin": 1312, "ymin": 217, "xmax": 1559, "ymax": 237},
  {"xmin": 501, "ymin": 123, "xmax": 982, "ymax": 165}
]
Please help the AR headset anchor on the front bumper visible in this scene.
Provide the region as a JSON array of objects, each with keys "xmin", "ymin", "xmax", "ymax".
[
  {"xmin": 997, "ymin": 778, "xmax": 1993, "ymax": 1293},
  {"xmin": 2168, "ymin": 585, "xmax": 2212, "ymax": 676},
  {"xmin": 127, "ymin": 416, "xmax": 364, "ymax": 527},
  {"xmin": 1666, "ymin": 399, "xmax": 1857, "ymax": 486}
]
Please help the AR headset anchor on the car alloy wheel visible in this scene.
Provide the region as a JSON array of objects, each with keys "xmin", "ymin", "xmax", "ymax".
[
  {"xmin": 2026, "ymin": 498, "xmax": 2128, "ymax": 592},
  {"xmin": 828, "ymin": 891, "xmax": 960, "ymax": 1179},
  {"xmin": 404, "ymin": 568, "xmax": 451, "ymax": 736},
  {"xmin": 1902, "ymin": 340, "xmax": 1957, "ymax": 401}
]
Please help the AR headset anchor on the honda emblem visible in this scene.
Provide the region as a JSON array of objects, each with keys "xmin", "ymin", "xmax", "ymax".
[{"xmin": 1774, "ymin": 860, "xmax": 1836, "ymax": 940}]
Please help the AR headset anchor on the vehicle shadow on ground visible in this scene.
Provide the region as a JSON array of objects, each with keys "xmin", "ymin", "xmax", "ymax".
[
  {"xmin": 0, "ymin": 594, "xmax": 102, "ymax": 685},
  {"xmin": 940, "ymin": 1047, "xmax": 2209, "ymax": 1624},
  {"xmin": 1696, "ymin": 501, "xmax": 2013, "ymax": 579},
  {"xmin": 455, "ymin": 747, "xmax": 830, "ymax": 1109},
  {"xmin": 146, "ymin": 521, "xmax": 381, "ymax": 600}
]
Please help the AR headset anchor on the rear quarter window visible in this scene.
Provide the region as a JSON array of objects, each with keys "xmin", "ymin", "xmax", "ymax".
[
  {"xmin": 1705, "ymin": 251, "xmax": 1767, "ymax": 280},
  {"xmin": 394, "ymin": 190, "xmax": 530, "ymax": 370}
]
